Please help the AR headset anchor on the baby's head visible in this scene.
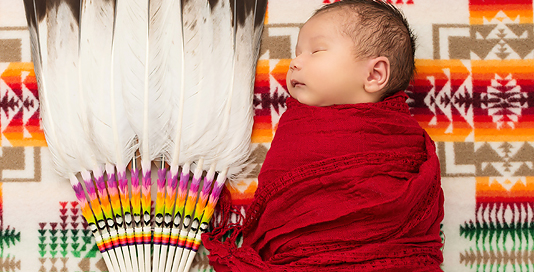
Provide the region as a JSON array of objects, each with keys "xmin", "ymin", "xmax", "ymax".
[{"xmin": 286, "ymin": 0, "xmax": 415, "ymax": 106}]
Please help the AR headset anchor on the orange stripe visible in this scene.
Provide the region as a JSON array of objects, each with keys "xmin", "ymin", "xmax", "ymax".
[
  {"xmin": 264, "ymin": 5, "xmax": 268, "ymax": 24},
  {"xmin": 226, "ymin": 180, "xmax": 257, "ymax": 204},
  {"xmin": 178, "ymin": 236, "xmax": 187, "ymax": 247},
  {"xmin": 419, "ymin": 129, "xmax": 473, "ymax": 142},
  {"xmin": 2, "ymin": 138, "xmax": 46, "ymax": 147},
  {"xmin": 118, "ymin": 233, "xmax": 127, "ymax": 241},
  {"xmin": 256, "ymin": 59, "xmax": 270, "ymax": 74},
  {"xmin": 185, "ymin": 238, "xmax": 194, "ymax": 249},
  {"xmin": 252, "ymin": 130, "xmax": 273, "ymax": 143},
  {"xmin": 470, "ymin": 10, "xmax": 532, "ymax": 24},
  {"xmin": 472, "ymin": 61, "xmax": 534, "ymax": 75},
  {"xmin": 415, "ymin": 59, "xmax": 470, "ymax": 72},
  {"xmin": 110, "ymin": 236, "xmax": 120, "ymax": 246},
  {"xmin": 475, "ymin": 129, "xmax": 534, "ymax": 141},
  {"xmin": 477, "ymin": 177, "xmax": 534, "ymax": 197}
]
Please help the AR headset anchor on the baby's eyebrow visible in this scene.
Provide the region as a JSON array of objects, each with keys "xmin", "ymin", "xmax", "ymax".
[
  {"xmin": 294, "ymin": 35, "xmax": 328, "ymax": 55},
  {"xmin": 310, "ymin": 35, "xmax": 327, "ymax": 41}
]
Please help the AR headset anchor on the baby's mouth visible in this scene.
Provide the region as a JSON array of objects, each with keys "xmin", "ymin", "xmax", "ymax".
[{"xmin": 291, "ymin": 79, "xmax": 305, "ymax": 88}]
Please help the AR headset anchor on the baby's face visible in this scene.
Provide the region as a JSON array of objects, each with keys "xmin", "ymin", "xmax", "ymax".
[{"xmin": 286, "ymin": 11, "xmax": 371, "ymax": 106}]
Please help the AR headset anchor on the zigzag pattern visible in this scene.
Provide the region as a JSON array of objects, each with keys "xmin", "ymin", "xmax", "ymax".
[
  {"xmin": 37, "ymin": 202, "xmax": 103, "ymax": 272},
  {"xmin": 0, "ymin": 63, "xmax": 44, "ymax": 147},
  {"xmin": 460, "ymin": 249, "xmax": 534, "ymax": 268},
  {"xmin": 409, "ymin": 60, "xmax": 534, "ymax": 141},
  {"xmin": 0, "ymin": 257, "xmax": 21, "ymax": 271}
]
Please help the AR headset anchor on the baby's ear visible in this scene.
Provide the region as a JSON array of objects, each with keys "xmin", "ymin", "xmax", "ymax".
[{"xmin": 364, "ymin": 56, "xmax": 390, "ymax": 94}]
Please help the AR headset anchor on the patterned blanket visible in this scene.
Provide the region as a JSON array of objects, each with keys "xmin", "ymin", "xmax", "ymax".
[{"xmin": 0, "ymin": 0, "xmax": 533, "ymax": 271}]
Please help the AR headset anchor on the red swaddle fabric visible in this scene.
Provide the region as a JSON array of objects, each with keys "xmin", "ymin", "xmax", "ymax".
[{"xmin": 203, "ymin": 92, "xmax": 444, "ymax": 271}]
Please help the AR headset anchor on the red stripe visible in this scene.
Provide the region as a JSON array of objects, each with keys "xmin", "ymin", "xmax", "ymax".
[{"xmin": 470, "ymin": 0, "xmax": 531, "ymax": 5}]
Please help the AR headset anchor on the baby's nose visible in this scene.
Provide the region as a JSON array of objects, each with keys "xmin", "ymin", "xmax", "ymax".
[{"xmin": 289, "ymin": 57, "xmax": 301, "ymax": 70}]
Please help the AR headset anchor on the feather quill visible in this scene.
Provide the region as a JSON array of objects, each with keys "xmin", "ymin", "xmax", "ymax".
[
  {"xmin": 108, "ymin": 0, "xmax": 143, "ymax": 270},
  {"xmin": 79, "ymin": 0, "xmax": 140, "ymax": 271},
  {"xmin": 119, "ymin": 0, "xmax": 180, "ymax": 269},
  {"xmin": 162, "ymin": 18, "xmax": 233, "ymax": 264},
  {"xmin": 177, "ymin": 1, "xmax": 268, "ymax": 270},
  {"xmin": 113, "ymin": 1, "xmax": 155, "ymax": 270},
  {"xmin": 143, "ymin": 0, "xmax": 187, "ymax": 270},
  {"xmin": 168, "ymin": 160, "xmax": 204, "ymax": 272},
  {"xmin": 22, "ymin": 1, "xmax": 123, "ymax": 271},
  {"xmin": 161, "ymin": 0, "xmax": 216, "ymax": 270}
]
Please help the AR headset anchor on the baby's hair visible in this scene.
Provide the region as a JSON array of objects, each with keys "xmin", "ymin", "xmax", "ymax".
[{"xmin": 314, "ymin": 0, "xmax": 416, "ymax": 99}]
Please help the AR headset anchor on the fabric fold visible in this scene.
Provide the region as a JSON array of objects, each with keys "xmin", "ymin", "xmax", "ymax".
[{"xmin": 203, "ymin": 92, "xmax": 444, "ymax": 271}]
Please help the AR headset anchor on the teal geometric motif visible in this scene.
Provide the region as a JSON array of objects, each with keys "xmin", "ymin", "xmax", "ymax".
[
  {"xmin": 460, "ymin": 220, "xmax": 534, "ymax": 271},
  {"xmin": 0, "ymin": 226, "xmax": 21, "ymax": 271},
  {"xmin": 38, "ymin": 201, "xmax": 106, "ymax": 272},
  {"xmin": 0, "ymin": 226, "xmax": 20, "ymax": 257}
]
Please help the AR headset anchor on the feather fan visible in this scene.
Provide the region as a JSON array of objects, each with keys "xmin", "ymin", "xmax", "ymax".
[{"xmin": 23, "ymin": 0, "xmax": 267, "ymax": 271}]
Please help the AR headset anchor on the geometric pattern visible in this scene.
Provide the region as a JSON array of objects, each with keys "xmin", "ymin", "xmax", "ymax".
[
  {"xmin": 0, "ymin": 146, "xmax": 42, "ymax": 182},
  {"xmin": 0, "ymin": 25, "xmax": 44, "ymax": 184},
  {"xmin": 38, "ymin": 202, "xmax": 106, "ymax": 272},
  {"xmin": 0, "ymin": 183, "xmax": 21, "ymax": 270},
  {"xmin": 0, "ymin": 62, "xmax": 45, "ymax": 147},
  {"xmin": 408, "ymin": 59, "xmax": 534, "ymax": 142},
  {"xmin": 437, "ymin": 0, "xmax": 534, "ymax": 270},
  {"xmin": 437, "ymin": 141, "xmax": 534, "ymax": 177}
]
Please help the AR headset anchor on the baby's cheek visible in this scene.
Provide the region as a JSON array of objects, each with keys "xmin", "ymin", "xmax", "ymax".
[
  {"xmin": 314, "ymin": 64, "xmax": 332, "ymax": 79},
  {"xmin": 311, "ymin": 68, "xmax": 331, "ymax": 89},
  {"xmin": 285, "ymin": 69, "xmax": 290, "ymax": 81}
]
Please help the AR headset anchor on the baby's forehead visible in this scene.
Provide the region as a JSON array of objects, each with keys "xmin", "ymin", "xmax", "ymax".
[
  {"xmin": 301, "ymin": 8, "xmax": 364, "ymax": 42},
  {"xmin": 307, "ymin": 7, "xmax": 354, "ymax": 25},
  {"xmin": 323, "ymin": 5, "xmax": 363, "ymax": 20},
  {"xmin": 308, "ymin": 8, "xmax": 363, "ymax": 34}
]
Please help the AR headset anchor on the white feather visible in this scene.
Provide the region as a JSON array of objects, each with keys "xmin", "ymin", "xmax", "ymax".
[
  {"xmin": 38, "ymin": 1, "xmax": 97, "ymax": 177},
  {"xmin": 163, "ymin": 0, "xmax": 205, "ymax": 172},
  {"xmin": 115, "ymin": 0, "xmax": 167, "ymax": 168},
  {"xmin": 176, "ymin": 4, "xmax": 267, "ymax": 267},
  {"xmin": 23, "ymin": 0, "xmax": 71, "ymax": 177},
  {"xmin": 84, "ymin": 0, "xmax": 140, "ymax": 173},
  {"xmin": 210, "ymin": 0, "xmax": 266, "ymax": 176},
  {"xmin": 149, "ymin": 0, "xmax": 183, "ymax": 168},
  {"xmin": 181, "ymin": 0, "xmax": 234, "ymax": 168},
  {"xmin": 80, "ymin": 0, "xmax": 137, "ymax": 173},
  {"xmin": 179, "ymin": 0, "xmax": 209, "ymax": 165},
  {"xmin": 109, "ymin": 2, "xmax": 140, "ymax": 172},
  {"xmin": 25, "ymin": 3, "xmax": 125, "ymax": 271}
]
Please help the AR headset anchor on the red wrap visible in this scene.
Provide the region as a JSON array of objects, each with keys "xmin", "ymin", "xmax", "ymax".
[{"xmin": 203, "ymin": 92, "xmax": 444, "ymax": 271}]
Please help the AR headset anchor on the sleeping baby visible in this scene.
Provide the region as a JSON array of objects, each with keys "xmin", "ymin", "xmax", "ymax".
[{"xmin": 203, "ymin": 1, "xmax": 445, "ymax": 271}]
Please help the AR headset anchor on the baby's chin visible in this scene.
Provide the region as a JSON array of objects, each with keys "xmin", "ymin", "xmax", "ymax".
[
  {"xmin": 288, "ymin": 86, "xmax": 330, "ymax": 107},
  {"xmin": 287, "ymin": 89, "xmax": 305, "ymax": 103},
  {"xmin": 292, "ymin": 95, "xmax": 331, "ymax": 107}
]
